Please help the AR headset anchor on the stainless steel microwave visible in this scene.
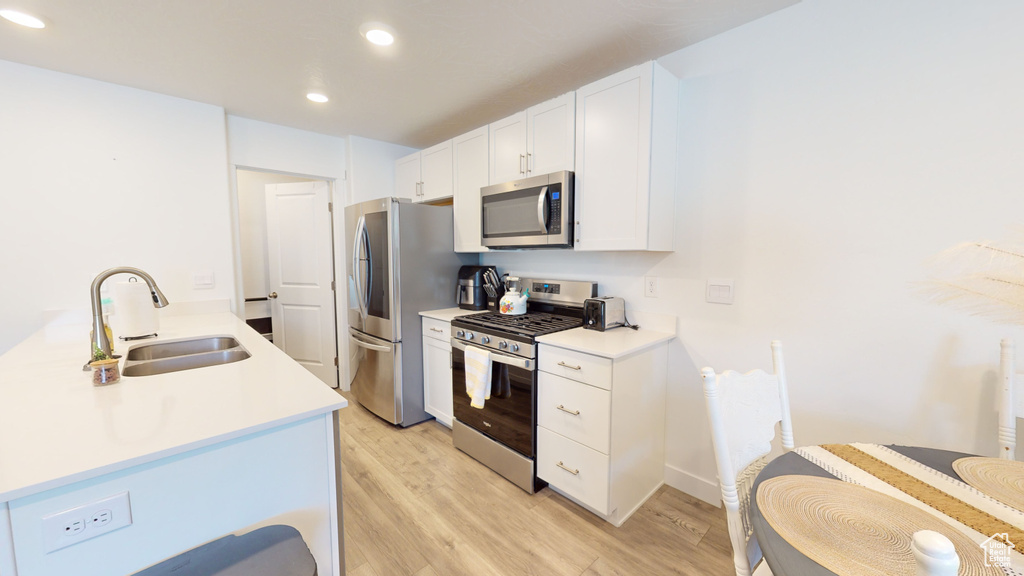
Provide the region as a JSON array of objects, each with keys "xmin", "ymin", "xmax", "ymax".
[{"xmin": 481, "ymin": 171, "xmax": 573, "ymax": 249}]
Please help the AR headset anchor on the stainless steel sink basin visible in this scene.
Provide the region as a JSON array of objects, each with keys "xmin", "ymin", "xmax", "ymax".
[
  {"xmin": 123, "ymin": 335, "xmax": 250, "ymax": 377},
  {"xmin": 126, "ymin": 336, "xmax": 242, "ymax": 361}
]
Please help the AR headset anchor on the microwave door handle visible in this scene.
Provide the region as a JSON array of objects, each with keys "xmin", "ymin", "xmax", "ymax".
[
  {"xmin": 451, "ymin": 340, "xmax": 532, "ymax": 370},
  {"xmin": 537, "ymin": 186, "xmax": 549, "ymax": 232}
]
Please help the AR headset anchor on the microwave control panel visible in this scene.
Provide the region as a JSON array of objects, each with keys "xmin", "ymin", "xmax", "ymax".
[{"xmin": 548, "ymin": 186, "xmax": 562, "ymax": 233}]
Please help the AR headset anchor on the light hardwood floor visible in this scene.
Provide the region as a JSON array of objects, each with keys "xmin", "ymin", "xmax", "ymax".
[{"xmin": 336, "ymin": 391, "xmax": 735, "ymax": 576}]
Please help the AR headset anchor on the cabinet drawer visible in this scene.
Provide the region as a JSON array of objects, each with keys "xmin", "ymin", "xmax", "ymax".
[
  {"xmin": 537, "ymin": 427, "xmax": 610, "ymax": 514},
  {"xmin": 538, "ymin": 345, "xmax": 611, "ymax": 389},
  {"xmin": 538, "ymin": 372, "xmax": 610, "ymax": 453},
  {"xmin": 422, "ymin": 317, "xmax": 450, "ymax": 341}
]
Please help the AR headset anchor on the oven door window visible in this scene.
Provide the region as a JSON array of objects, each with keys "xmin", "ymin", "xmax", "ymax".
[
  {"xmin": 452, "ymin": 347, "xmax": 535, "ymax": 457},
  {"xmin": 482, "ymin": 187, "xmax": 547, "ymax": 239}
]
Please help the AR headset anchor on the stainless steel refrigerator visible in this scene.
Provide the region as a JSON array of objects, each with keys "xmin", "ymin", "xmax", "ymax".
[{"xmin": 345, "ymin": 197, "xmax": 471, "ymax": 426}]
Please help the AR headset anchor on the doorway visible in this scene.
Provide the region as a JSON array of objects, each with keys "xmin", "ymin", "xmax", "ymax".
[{"xmin": 235, "ymin": 168, "xmax": 339, "ymax": 388}]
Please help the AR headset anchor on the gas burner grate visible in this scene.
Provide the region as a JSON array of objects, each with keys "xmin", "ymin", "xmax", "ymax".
[{"xmin": 456, "ymin": 311, "xmax": 582, "ymax": 337}]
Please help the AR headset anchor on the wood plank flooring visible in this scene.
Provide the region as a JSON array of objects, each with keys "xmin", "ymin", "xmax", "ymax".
[{"xmin": 336, "ymin": 391, "xmax": 735, "ymax": 576}]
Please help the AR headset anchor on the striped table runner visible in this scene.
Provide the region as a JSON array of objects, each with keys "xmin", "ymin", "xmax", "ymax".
[{"xmin": 795, "ymin": 443, "xmax": 1024, "ymax": 574}]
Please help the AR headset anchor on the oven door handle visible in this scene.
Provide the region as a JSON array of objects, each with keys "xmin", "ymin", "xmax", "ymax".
[{"xmin": 452, "ymin": 339, "xmax": 532, "ymax": 370}]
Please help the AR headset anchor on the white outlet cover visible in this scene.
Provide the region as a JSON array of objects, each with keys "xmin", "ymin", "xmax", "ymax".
[
  {"xmin": 192, "ymin": 271, "xmax": 215, "ymax": 289},
  {"xmin": 706, "ymin": 278, "xmax": 735, "ymax": 304},
  {"xmin": 42, "ymin": 491, "xmax": 132, "ymax": 553}
]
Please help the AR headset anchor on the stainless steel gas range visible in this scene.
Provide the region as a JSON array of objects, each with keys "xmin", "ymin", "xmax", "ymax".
[{"xmin": 450, "ymin": 278, "xmax": 597, "ymax": 493}]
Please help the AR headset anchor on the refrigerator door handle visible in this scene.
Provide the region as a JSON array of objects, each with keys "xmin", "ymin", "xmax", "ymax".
[
  {"xmin": 349, "ymin": 329, "xmax": 393, "ymax": 353},
  {"xmin": 351, "ymin": 215, "xmax": 368, "ymax": 319}
]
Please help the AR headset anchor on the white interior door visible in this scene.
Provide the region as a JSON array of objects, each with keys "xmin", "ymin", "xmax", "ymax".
[{"xmin": 265, "ymin": 181, "xmax": 338, "ymax": 387}]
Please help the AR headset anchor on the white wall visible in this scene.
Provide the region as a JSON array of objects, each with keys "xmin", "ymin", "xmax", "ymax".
[
  {"xmin": 0, "ymin": 59, "xmax": 236, "ymax": 355},
  {"xmin": 345, "ymin": 135, "xmax": 417, "ymax": 206},
  {"xmin": 483, "ymin": 0, "xmax": 1024, "ymax": 503}
]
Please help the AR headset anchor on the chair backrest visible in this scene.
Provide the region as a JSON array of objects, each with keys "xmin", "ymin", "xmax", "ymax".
[
  {"xmin": 998, "ymin": 339, "xmax": 1024, "ymax": 460},
  {"xmin": 701, "ymin": 340, "xmax": 794, "ymax": 576}
]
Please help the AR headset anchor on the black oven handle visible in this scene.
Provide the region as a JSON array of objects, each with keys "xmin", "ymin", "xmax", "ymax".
[{"xmin": 452, "ymin": 339, "xmax": 533, "ymax": 371}]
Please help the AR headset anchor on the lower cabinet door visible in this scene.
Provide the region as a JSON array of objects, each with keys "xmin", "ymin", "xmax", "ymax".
[
  {"xmin": 422, "ymin": 335, "xmax": 453, "ymax": 427},
  {"xmin": 537, "ymin": 426, "xmax": 610, "ymax": 514}
]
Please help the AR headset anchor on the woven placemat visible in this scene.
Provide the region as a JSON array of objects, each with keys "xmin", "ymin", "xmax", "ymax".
[
  {"xmin": 954, "ymin": 457, "xmax": 1024, "ymax": 512},
  {"xmin": 757, "ymin": 475, "xmax": 1000, "ymax": 575}
]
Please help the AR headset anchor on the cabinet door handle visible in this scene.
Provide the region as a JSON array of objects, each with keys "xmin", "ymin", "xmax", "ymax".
[
  {"xmin": 575, "ymin": 221, "xmax": 581, "ymax": 243},
  {"xmin": 557, "ymin": 361, "xmax": 582, "ymax": 371},
  {"xmin": 556, "ymin": 461, "xmax": 579, "ymax": 475},
  {"xmin": 429, "ymin": 327, "xmax": 444, "ymax": 333},
  {"xmin": 556, "ymin": 404, "xmax": 580, "ymax": 416},
  {"xmin": 519, "ymin": 154, "xmax": 526, "ymax": 174},
  {"xmin": 526, "ymin": 152, "xmax": 532, "ymax": 173}
]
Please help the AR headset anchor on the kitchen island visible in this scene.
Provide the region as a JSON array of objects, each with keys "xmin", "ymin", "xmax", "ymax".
[{"xmin": 0, "ymin": 311, "xmax": 347, "ymax": 576}]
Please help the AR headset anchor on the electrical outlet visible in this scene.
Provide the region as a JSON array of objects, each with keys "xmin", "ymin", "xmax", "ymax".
[
  {"xmin": 644, "ymin": 276, "xmax": 659, "ymax": 298},
  {"xmin": 42, "ymin": 492, "xmax": 132, "ymax": 553}
]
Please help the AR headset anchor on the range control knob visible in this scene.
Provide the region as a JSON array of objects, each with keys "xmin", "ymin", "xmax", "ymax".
[
  {"xmin": 498, "ymin": 341, "xmax": 509, "ymax": 349},
  {"xmin": 510, "ymin": 343, "xmax": 520, "ymax": 352},
  {"xmin": 465, "ymin": 331, "xmax": 475, "ymax": 340},
  {"xmin": 456, "ymin": 330, "xmax": 465, "ymax": 338},
  {"xmin": 481, "ymin": 336, "xmax": 491, "ymax": 344}
]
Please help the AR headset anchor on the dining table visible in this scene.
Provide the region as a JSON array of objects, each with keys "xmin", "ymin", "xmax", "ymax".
[{"xmin": 750, "ymin": 443, "xmax": 1024, "ymax": 575}]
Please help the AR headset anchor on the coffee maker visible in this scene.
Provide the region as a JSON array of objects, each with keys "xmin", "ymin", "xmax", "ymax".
[{"xmin": 457, "ymin": 265, "xmax": 497, "ymax": 311}]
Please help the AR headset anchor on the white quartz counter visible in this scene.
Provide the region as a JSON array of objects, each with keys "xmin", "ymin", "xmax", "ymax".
[
  {"xmin": 537, "ymin": 326, "xmax": 675, "ymax": 359},
  {"xmin": 0, "ymin": 312, "xmax": 346, "ymax": 501},
  {"xmin": 419, "ymin": 307, "xmax": 481, "ymax": 322}
]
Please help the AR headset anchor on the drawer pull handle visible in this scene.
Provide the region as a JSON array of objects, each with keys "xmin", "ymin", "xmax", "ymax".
[
  {"xmin": 556, "ymin": 404, "xmax": 580, "ymax": 416},
  {"xmin": 557, "ymin": 361, "xmax": 582, "ymax": 370},
  {"xmin": 429, "ymin": 327, "xmax": 444, "ymax": 333},
  {"xmin": 556, "ymin": 461, "xmax": 579, "ymax": 475}
]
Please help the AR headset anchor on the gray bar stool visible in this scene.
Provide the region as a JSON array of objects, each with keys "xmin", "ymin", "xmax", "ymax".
[{"xmin": 132, "ymin": 525, "xmax": 317, "ymax": 576}]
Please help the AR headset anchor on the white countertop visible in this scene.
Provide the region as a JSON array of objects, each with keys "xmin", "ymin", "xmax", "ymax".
[
  {"xmin": 537, "ymin": 326, "xmax": 675, "ymax": 359},
  {"xmin": 419, "ymin": 307, "xmax": 481, "ymax": 323},
  {"xmin": 0, "ymin": 312, "xmax": 346, "ymax": 501}
]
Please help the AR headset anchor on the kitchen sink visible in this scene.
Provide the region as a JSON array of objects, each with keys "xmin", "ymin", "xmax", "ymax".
[
  {"xmin": 126, "ymin": 336, "xmax": 242, "ymax": 361},
  {"xmin": 123, "ymin": 335, "xmax": 250, "ymax": 377}
]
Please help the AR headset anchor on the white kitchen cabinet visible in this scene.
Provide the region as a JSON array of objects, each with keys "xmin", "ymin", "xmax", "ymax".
[
  {"xmin": 452, "ymin": 126, "xmax": 489, "ymax": 253},
  {"xmin": 395, "ymin": 140, "xmax": 454, "ymax": 203},
  {"xmin": 536, "ymin": 340, "xmax": 667, "ymax": 527},
  {"xmin": 395, "ymin": 151, "xmax": 420, "ymax": 200},
  {"xmin": 573, "ymin": 61, "xmax": 677, "ymax": 251},
  {"xmin": 422, "ymin": 316, "xmax": 454, "ymax": 427},
  {"xmin": 489, "ymin": 92, "xmax": 575, "ymax": 184}
]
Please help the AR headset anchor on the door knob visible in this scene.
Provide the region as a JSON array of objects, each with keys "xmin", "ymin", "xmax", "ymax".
[{"xmin": 268, "ymin": 292, "xmax": 278, "ymax": 299}]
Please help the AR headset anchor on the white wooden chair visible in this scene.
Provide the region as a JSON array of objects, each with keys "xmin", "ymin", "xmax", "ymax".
[
  {"xmin": 998, "ymin": 339, "xmax": 1024, "ymax": 460},
  {"xmin": 701, "ymin": 340, "xmax": 793, "ymax": 576}
]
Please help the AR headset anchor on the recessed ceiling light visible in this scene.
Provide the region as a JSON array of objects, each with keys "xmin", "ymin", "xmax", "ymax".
[
  {"xmin": 359, "ymin": 22, "xmax": 395, "ymax": 46},
  {"xmin": 306, "ymin": 93, "xmax": 329, "ymax": 103},
  {"xmin": 0, "ymin": 9, "xmax": 46, "ymax": 28}
]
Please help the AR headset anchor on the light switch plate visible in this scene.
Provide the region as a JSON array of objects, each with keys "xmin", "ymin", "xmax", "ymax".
[
  {"xmin": 192, "ymin": 271, "xmax": 215, "ymax": 289},
  {"xmin": 42, "ymin": 491, "xmax": 132, "ymax": 553},
  {"xmin": 706, "ymin": 278, "xmax": 735, "ymax": 305}
]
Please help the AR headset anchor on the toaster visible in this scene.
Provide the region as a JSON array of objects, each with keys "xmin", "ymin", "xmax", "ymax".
[{"xmin": 583, "ymin": 297, "xmax": 625, "ymax": 331}]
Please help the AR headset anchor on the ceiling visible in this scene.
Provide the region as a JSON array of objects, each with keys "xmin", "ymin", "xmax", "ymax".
[{"xmin": 0, "ymin": 0, "xmax": 798, "ymax": 148}]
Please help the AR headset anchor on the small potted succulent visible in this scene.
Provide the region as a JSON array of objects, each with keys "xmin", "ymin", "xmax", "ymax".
[{"xmin": 89, "ymin": 344, "xmax": 120, "ymax": 386}]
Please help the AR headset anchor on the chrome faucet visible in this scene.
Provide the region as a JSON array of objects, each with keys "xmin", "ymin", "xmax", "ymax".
[{"xmin": 90, "ymin": 267, "xmax": 169, "ymax": 359}]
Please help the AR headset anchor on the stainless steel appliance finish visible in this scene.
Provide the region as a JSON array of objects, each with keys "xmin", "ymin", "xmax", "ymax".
[
  {"xmin": 345, "ymin": 197, "xmax": 471, "ymax": 426},
  {"xmin": 481, "ymin": 171, "xmax": 574, "ymax": 249},
  {"xmin": 450, "ymin": 278, "xmax": 596, "ymax": 493},
  {"xmin": 457, "ymin": 265, "xmax": 496, "ymax": 311},
  {"xmin": 583, "ymin": 296, "xmax": 626, "ymax": 331}
]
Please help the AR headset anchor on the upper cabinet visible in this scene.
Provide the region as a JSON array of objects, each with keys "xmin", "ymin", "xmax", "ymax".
[
  {"xmin": 489, "ymin": 92, "xmax": 575, "ymax": 184},
  {"xmin": 573, "ymin": 62, "xmax": 677, "ymax": 251},
  {"xmin": 452, "ymin": 126, "xmax": 489, "ymax": 253},
  {"xmin": 395, "ymin": 140, "xmax": 454, "ymax": 203}
]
